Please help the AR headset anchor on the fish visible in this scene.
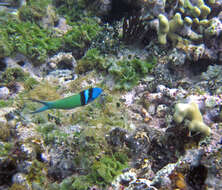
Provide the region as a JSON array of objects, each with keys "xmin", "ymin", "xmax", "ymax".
[{"xmin": 30, "ymin": 87, "xmax": 103, "ymax": 114}]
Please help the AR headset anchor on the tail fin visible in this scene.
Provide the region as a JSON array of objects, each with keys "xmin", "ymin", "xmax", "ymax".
[{"xmin": 29, "ymin": 99, "xmax": 51, "ymax": 114}]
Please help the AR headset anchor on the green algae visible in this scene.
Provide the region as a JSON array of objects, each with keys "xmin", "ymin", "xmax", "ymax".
[
  {"xmin": 28, "ymin": 81, "xmax": 61, "ymax": 101},
  {"xmin": 37, "ymin": 124, "xmax": 68, "ymax": 144},
  {"xmin": 90, "ymin": 152, "xmax": 128, "ymax": 184},
  {"xmin": 1, "ymin": 67, "xmax": 29, "ymax": 83},
  {"xmin": 77, "ymin": 48, "xmax": 157, "ymax": 90},
  {"xmin": 63, "ymin": 17, "xmax": 102, "ymax": 54},
  {"xmin": 9, "ymin": 184, "xmax": 28, "ymax": 190},
  {"xmin": 109, "ymin": 56, "xmax": 156, "ymax": 90},
  {"xmin": 0, "ymin": 99, "xmax": 13, "ymax": 108},
  {"xmin": 19, "ymin": 0, "xmax": 52, "ymax": 24},
  {"xmin": 0, "ymin": 142, "xmax": 13, "ymax": 157},
  {"xmin": 0, "ymin": 67, "xmax": 38, "ymax": 91},
  {"xmin": 54, "ymin": 0, "xmax": 87, "ymax": 22},
  {"xmin": 77, "ymin": 48, "xmax": 110, "ymax": 73},
  {"xmin": 26, "ymin": 160, "xmax": 48, "ymax": 185},
  {"xmin": 23, "ymin": 77, "xmax": 39, "ymax": 91},
  {"xmin": 0, "ymin": 13, "xmax": 101, "ymax": 63},
  {"xmin": 0, "ymin": 29, "xmax": 13, "ymax": 58},
  {"xmin": 71, "ymin": 152, "xmax": 128, "ymax": 189},
  {"xmin": 0, "ymin": 20, "xmax": 62, "ymax": 64}
]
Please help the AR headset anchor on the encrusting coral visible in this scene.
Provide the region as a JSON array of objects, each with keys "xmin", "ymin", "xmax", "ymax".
[{"xmin": 174, "ymin": 102, "xmax": 211, "ymax": 136}]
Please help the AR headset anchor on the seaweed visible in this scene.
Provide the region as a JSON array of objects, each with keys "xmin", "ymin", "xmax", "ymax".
[
  {"xmin": 89, "ymin": 152, "xmax": 128, "ymax": 184},
  {"xmin": 72, "ymin": 152, "xmax": 128, "ymax": 189},
  {"xmin": 0, "ymin": 142, "xmax": 13, "ymax": 157},
  {"xmin": 77, "ymin": 49, "xmax": 157, "ymax": 90},
  {"xmin": 63, "ymin": 17, "xmax": 102, "ymax": 57},
  {"xmin": 76, "ymin": 48, "xmax": 111, "ymax": 73},
  {"xmin": 0, "ymin": 20, "xmax": 62, "ymax": 64},
  {"xmin": 54, "ymin": 0, "xmax": 87, "ymax": 22},
  {"xmin": 18, "ymin": 0, "xmax": 52, "ymax": 23},
  {"xmin": 0, "ymin": 67, "xmax": 29, "ymax": 83},
  {"xmin": 109, "ymin": 56, "xmax": 157, "ymax": 90}
]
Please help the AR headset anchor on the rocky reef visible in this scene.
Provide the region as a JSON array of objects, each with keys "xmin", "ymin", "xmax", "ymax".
[{"xmin": 0, "ymin": 0, "xmax": 222, "ymax": 190}]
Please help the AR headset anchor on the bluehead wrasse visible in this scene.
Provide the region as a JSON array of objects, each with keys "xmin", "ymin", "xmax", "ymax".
[{"xmin": 30, "ymin": 87, "xmax": 103, "ymax": 114}]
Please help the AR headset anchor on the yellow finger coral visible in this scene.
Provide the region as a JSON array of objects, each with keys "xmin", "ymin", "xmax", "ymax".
[{"xmin": 173, "ymin": 102, "xmax": 211, "ymax": 136}]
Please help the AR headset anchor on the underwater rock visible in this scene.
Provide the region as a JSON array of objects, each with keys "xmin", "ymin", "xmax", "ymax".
[
  {"xmin": 148, "ymin": 63, "xmax": 173, "ymax": 91},
  {"xmin": 0, "ymin": 158, "xmax": 17, "ymax": 187},
  {"xmin": 20, "ymin": 143, "xmax": 37, "ymax": 160},
  {"xmin": 201, "ymin": 64, "xmax": 222, "ymax": 94},
  {"xmin": 47, "ymin": 52, "xmax": 76, "ymax": 71},
  {"xmin": 4, "ymin": 55, "xmax": 42, "ymax": 79},
  {"xmin": 111, "ymin": 170, "xmax": 137, "ymax": 189},
  {"xmin": 12, "ymin": 172, "xmax": 27, "ymax": 184},
  {"xmin": 90, "ymin": 0, "xmax": 112, "ymax": 16},
  {"xmin": 106, "ymin": 127, "xmax": 128, "ymax": 147},
  {"xmin": 17, "ymin": 161, "xmax": 33, "ymax": 174},
  {"xmin": 0, "ymin": 107, "xmax": 16, "ymax": 128},
  {"xmin": 45, "ymin": 52, "xmax": 78, "ymax": 83},
  {"xmin": 168, "ymin": 48, "xmax": 186, "ymax": 66},
  {"xmin": 204, "ymin": 18, "xmax": 222, "ymax": 38},
  {"xmin": 41, "ymin": 4, "xmax": 58, "ymax": 29},
  {"xmin": 150, "ymin": 149, "xmax": 204, "ymax": 189},
  {"xmin": 156, "ymin": 85, "xmax": 187, "ymax": 100},
  {"xmin": 127, "ymin": 178, "xmax": 156, "ymax": 190},
  {"xmin": 48, "ymin": 159, "xmax": 76, "ymax": 180},
  {"xmin": 0, "ymin": 86, "xmax": 9, "ymax": 99},
  {"xmin": 53, "ymin": 18, "xmax": 72, "ymax": 36},
  {"xmin": 46, "ymin": 69, "xmax": 77, "ymax": 83}
]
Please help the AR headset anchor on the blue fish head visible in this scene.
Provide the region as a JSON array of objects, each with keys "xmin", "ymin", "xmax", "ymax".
[{"xmin": 92, "ymin": 87, "xmax": 103, "ymax": 100}]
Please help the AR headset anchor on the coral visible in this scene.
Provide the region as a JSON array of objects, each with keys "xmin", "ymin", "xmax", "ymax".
[
  {"xmin": 180, "ymin": 0, "xmax": 211, "ymax": 18},
  {"xmin": 157, "ymin": 14, "xmax": 169, "ymax": 45},
  {"xmin": 204, "ymin": 18, "xmax": 222, "ymax": 37},
  {"xmin": 156, "ymin": 12, "xmax": 184, "ymax": 45},
  {"xmin": 173, "ymin": 102, "xmax": 211, "ymax": 136}
]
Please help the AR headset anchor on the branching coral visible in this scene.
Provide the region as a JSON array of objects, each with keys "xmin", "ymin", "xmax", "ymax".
[{"xmin": 174, "ymin": 102, "xmax": 211, "ymax": 136}]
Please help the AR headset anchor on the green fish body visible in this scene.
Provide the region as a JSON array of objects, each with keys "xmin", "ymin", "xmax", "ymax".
[{"xmin": 30, "ymin": 87, "xmax": 103, "ymax": 114}]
